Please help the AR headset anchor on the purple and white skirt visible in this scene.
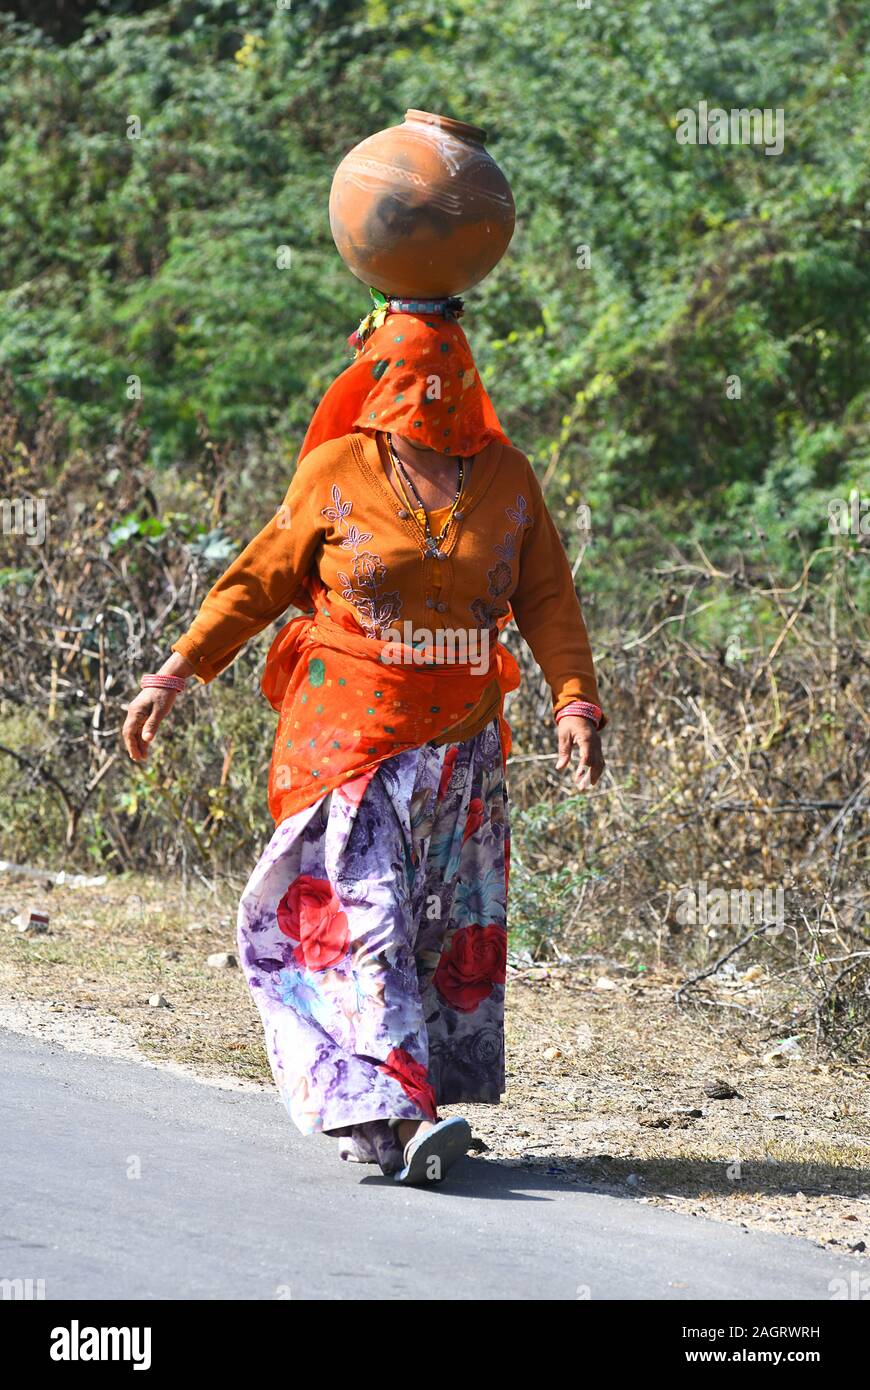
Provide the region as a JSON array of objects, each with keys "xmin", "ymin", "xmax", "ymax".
[{"xmin": 237, "ymin": 717, "xmax": 509, "ymax": 1173}]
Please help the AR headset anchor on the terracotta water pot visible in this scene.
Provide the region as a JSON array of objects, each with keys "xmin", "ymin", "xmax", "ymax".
[{"xmin": 329, "ymin": 109, "xmax": 515, "ymax": 298}]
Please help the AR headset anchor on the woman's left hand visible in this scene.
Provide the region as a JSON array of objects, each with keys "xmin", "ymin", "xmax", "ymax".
[{"xmin": 554, "ymin": 715, "xmax": 605, "ymax": 791}]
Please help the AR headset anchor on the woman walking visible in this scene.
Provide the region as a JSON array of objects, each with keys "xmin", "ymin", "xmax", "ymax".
[{"xmin": 123, "ymin": 298, "xmax": 606, "ymax": 1184}]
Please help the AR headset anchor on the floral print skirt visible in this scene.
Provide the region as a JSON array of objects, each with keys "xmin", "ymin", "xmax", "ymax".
[{"xmin": 237, "ymin": 716, "xmax": 509, "ymax": 1175}]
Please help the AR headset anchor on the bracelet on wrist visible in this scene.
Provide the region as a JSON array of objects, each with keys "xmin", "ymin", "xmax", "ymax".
[
  {"xmin": 555, "ymin": 700, "xmax": 602, "ymax": 729},
  {"xmin": 140, "ymin": 674, "xmax": 188, "ymax": 693}
]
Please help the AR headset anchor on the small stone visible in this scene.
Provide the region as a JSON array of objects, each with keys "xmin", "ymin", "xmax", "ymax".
[
  {"xmin": 161, "ymin": 949, "xmax": 180, "ymax": 961},
  {"xmin": 206, "ymin": 952, "xmax": 237, "ymax": 969},
  {"xmin": 148, "ymin": 993, "xmax": 169, "ymax": 1008},
  {"xmin": 594, "ymin": 976, "xmax": 618, "ymax": 991},
  {"xmin": 542, "ymin": 1046, "xmax": 562, "ymax": 1061},
  {"xmin": 704, "ymin": 1080, "xmax": 741, "ymax": 1100},
  {"xmin": 849, "ymin": 1241, "xmax": 866, "ymax": 1253},
  {"xmin": 14, "ymin": 910, "xmax": 49, "ymax": 934}
]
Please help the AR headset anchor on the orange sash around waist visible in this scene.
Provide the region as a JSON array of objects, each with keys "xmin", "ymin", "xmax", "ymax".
[{"xmin": 261, "ymin": 587, "xmax": 520, "ymax": 825}]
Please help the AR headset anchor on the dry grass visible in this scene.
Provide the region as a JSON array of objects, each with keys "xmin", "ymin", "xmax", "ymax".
[
  {"xmin": 478, "ymin": 967, "xmax": 870, "ymax": 1254},
  {"xmin": 504, "ymin": 534, "xmax": 870, "ymax": 1059},
  {"xmin": 0, "ymin": 871, "xmax": 266, "ymax": 1079}
]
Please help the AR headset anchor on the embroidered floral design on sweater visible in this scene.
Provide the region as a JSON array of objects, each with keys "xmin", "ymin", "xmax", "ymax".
[
  {"xmin": 470, "ymin": 494, "xmax": 533, "ymax": 628},
  {"xmin": 321, "ymin": 484, "xmax": 402, "ymax": 634}
]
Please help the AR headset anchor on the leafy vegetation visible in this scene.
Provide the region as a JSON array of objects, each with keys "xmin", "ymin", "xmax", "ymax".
[{"xmin": 1, "ymin": 1, "xmax": 868, "ymax": 549}]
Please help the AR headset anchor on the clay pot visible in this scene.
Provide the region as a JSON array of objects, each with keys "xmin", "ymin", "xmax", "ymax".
[{"xmin": 329, "ymin": 109, "xmax": 515, "ymax": 298}]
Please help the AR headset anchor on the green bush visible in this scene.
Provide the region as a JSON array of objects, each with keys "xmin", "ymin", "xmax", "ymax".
[{"xmin": 1, "ymin": 0, "xmax": 868, "ymax": 567}]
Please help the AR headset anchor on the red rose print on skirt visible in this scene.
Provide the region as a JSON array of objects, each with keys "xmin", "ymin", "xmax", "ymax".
[
  {"xmin": 437, "ymin": 745, "xmax": 458, "ymax": 802},
  {"xmin": 277, "ymin": 874, "xmax": 350, "ymax": 971},
  {"xmin": 434, "ymin": 923, "xmax": 507, "ymax": 1013},
  {"xmin": 463, "ymin": 795, "xmax": 485, "ymax": 842},
  {"xmin": 378, "ymin": 1047, "xmax": 437, "ymax": 1119}
]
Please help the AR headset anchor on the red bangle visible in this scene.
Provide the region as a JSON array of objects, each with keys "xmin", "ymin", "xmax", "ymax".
[
  {"xmin": 555, "ymin": 700, "xmax": 602, "ymax": 728},
  {"xmin": 140, "ymin": 674, "xmax": 188, "ymax": 692}
]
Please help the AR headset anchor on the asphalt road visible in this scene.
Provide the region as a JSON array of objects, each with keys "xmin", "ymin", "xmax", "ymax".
[{"xmin": 1, "ymin": 1028, "xmax": 857, "ymax": 1300}]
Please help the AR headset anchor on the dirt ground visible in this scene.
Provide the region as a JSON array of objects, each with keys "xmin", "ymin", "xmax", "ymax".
[{"xmin": 2, "ymin": 870, "xmax": 868, "ymax": 1257}]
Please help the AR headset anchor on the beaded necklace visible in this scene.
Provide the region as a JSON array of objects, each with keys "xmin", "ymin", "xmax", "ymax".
[{"xmin": 387, "ymin": 432, "xmax": 466, "ymax": 561}]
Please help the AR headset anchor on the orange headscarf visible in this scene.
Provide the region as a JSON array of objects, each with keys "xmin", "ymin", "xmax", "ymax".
[{"xmin": 299, "ymin": 307, "xmax": 510, "ymax": 460}]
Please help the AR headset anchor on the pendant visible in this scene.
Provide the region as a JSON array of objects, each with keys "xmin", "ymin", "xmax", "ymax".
[{"xmin": 425, "ymin": 537, "xmax": 442, "ymax": 559}]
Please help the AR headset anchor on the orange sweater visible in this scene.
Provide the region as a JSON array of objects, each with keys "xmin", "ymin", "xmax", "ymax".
[{"xmin": 172, "ymin": 431, "xmax": 605, "ymax": 742}]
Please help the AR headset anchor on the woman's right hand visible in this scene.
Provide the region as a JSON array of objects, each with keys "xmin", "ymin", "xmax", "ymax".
[
  {"xmin": 123, "ymin": 655, "xmax": 194, "ymax": 762},
  {"xmin": 122, "ymin": 687, "xmax": 179, "ymax": 762}
]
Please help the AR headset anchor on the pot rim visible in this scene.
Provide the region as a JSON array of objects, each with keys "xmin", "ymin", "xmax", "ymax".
[{"xmin": 403, "ymin": 109, "xmax": 487, "ymax": 144}]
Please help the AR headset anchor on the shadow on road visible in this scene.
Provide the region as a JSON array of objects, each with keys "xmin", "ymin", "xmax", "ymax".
[
  {"xmin": 360, "ymin": 1159, "xmax": 573, "ymax": 1199},
  {"xmin": 360, "ymin": 1151, "xmax": 870, "ymax": 1202}
]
